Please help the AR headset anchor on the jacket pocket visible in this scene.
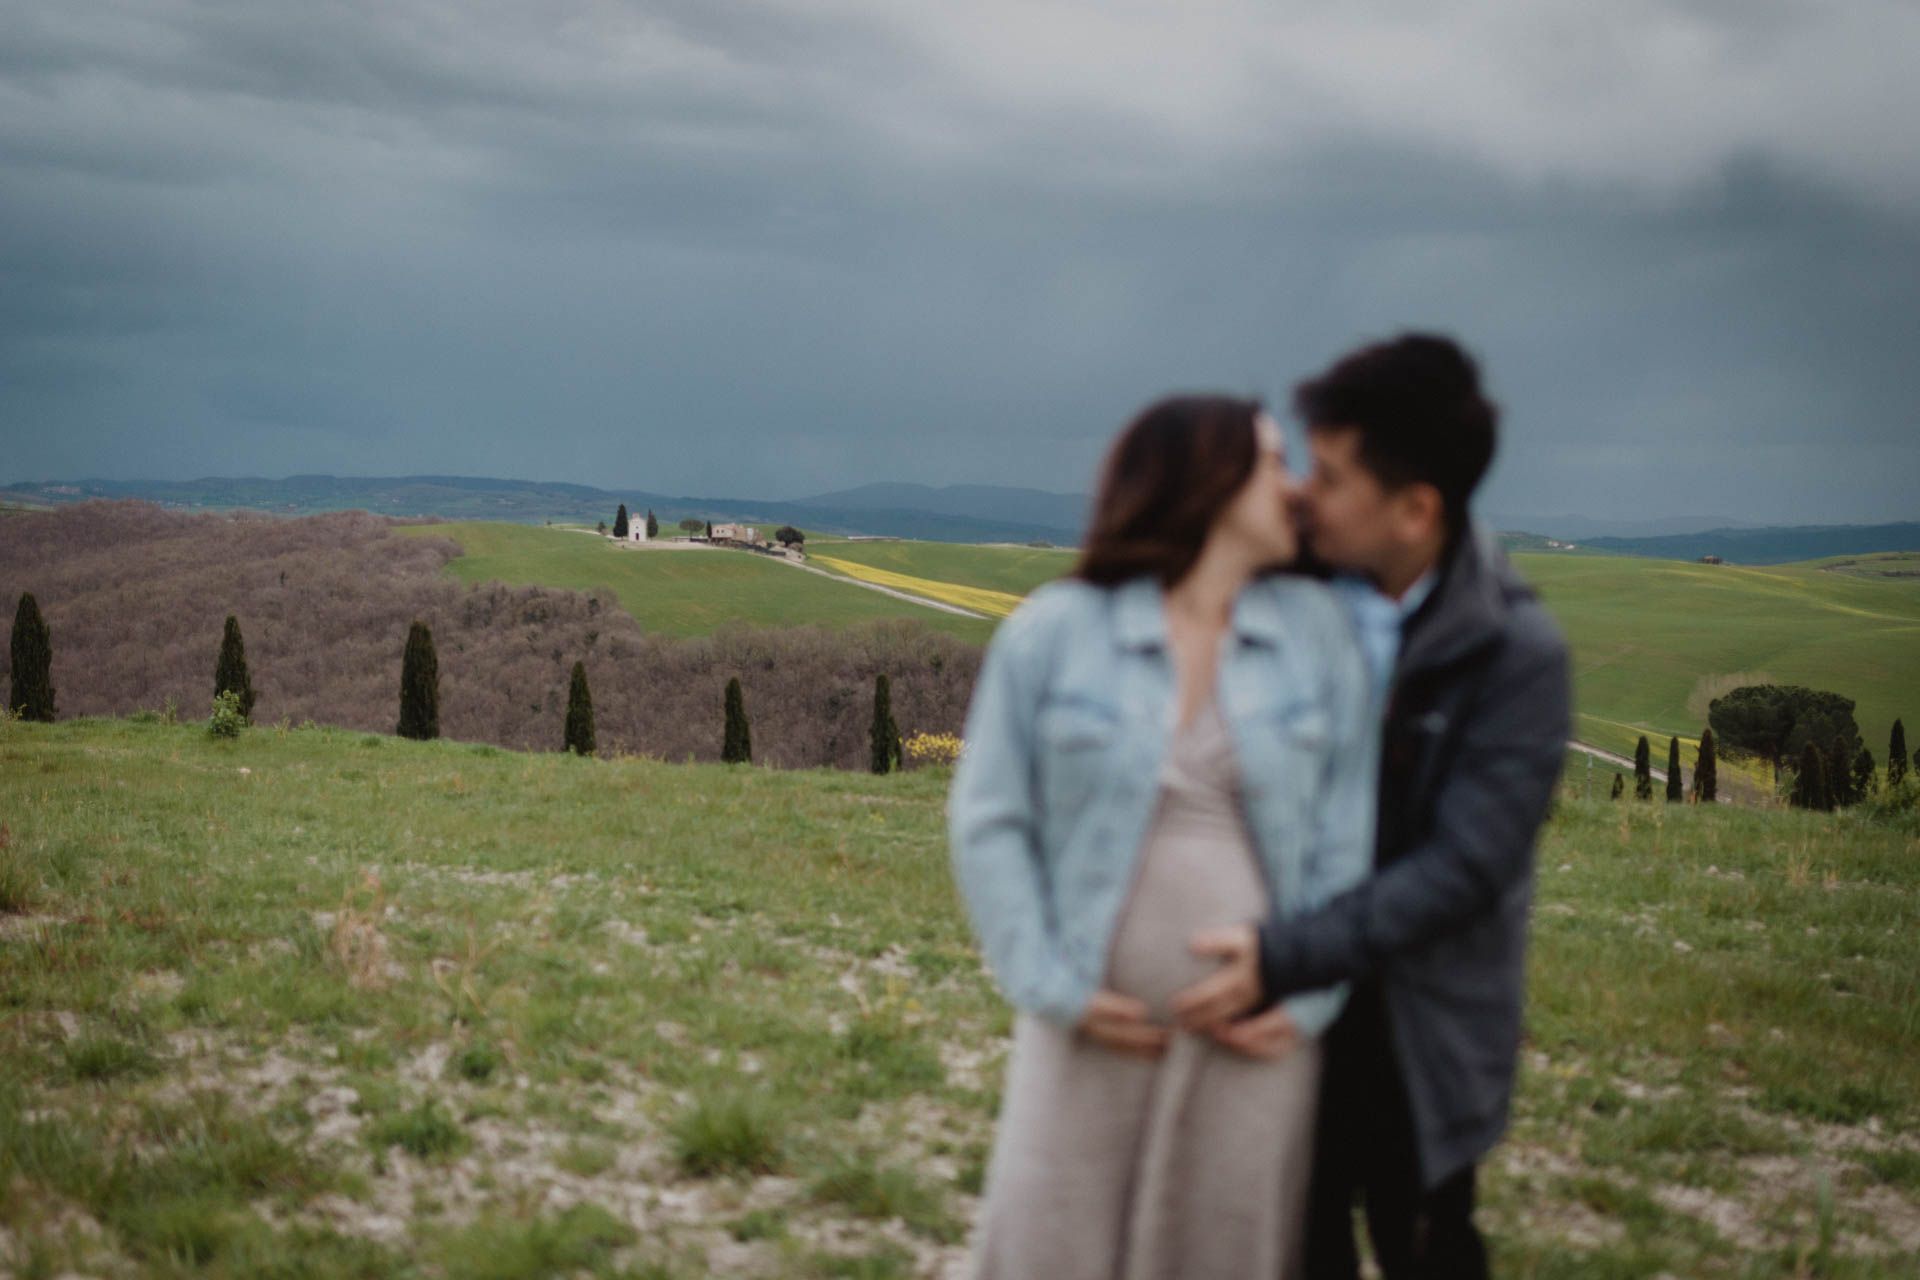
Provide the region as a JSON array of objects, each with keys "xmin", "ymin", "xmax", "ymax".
[{"xmin": 1035, "ymin": 698, "xmax": 1122, "ymax": 817}]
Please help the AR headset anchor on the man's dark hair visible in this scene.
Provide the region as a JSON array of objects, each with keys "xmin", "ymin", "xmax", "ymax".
[{"xmin": 1293, "ymin": 333, "xmax": 1498, "ymax": 528}]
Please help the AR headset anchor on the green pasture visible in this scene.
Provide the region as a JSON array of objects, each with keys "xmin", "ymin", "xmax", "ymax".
[
  {"xmin": 1, "ymin": 715, "xmax": 1915, "ymax": 1275},
  {"xmin": 397, "ymin": 522, "xmax": 991, "ymax": 643},
  {"xmin": 1515, "ymin": 552, "xmax": 1920, "ymax": 777}
]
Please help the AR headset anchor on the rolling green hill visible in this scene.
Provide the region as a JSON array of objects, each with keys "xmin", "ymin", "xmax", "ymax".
[
  {"xmin": 1516, "ymin": 552, "xmax": 1920, "ymax": 770},
  {"xmin": 401, "ymin": 522, "xmax": 1918, "ymax": 788},
  {"xmin": 397, "ymin": 522, "xmax": 992, "ymax": 643}
]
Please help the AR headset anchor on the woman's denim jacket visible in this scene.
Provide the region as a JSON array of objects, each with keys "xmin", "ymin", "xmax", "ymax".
[{"xmin": 947, "ymin": 573, "xmax": 1378, "ymax": 1038}]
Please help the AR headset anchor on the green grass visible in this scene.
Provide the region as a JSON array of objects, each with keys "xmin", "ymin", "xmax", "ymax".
[
  {"xmin": 670, "ymin": 1092, "xmax": 787, "ymax": 1177},
  {"xmin": 1515, "ymin": 551, "xmax": 1920, "ymax": 774},
  {"xmin": 4, "ymin": 714, "xmax": 1914, "ymax": 1274},
  {"xmin": 399, "ymin": 520, "xmax": 991, "ymax": 642}
]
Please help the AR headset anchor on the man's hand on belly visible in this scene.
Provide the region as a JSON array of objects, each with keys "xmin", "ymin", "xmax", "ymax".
[
  {"xmin": 1168, "ymin": 924, "xmax": 1262, "ymax": 1033},
  {"xmin": 1207, "ymin": 1004, "xmax": 1300, "ymax": 1060}
]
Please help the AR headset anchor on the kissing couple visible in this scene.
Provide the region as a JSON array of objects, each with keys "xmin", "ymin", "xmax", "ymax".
[{"xmin": 949, "ymin": 333, "xmax": 1572, "ymax": 1278}]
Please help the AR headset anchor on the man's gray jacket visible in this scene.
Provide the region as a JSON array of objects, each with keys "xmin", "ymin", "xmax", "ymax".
[{"xmin": 1257, "ymin": 523, "xmax": 1571, "ymax": 1189}]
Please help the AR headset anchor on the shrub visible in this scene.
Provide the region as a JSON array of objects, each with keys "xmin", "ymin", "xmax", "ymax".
[
  {"xmin": 207, "ymin": 689, "xmax": 247, "ymax": 739},
  {"xmin": 903, "ymin": 731, "xmax": 963, "ymax": 767},
  {"xmin": 1609, "ymin": 773, "xmax": 1624, "ymax": 800}
]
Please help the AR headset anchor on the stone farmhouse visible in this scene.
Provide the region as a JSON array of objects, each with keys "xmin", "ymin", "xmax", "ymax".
[{"xmin": 711, "ymin": 523, "xmax": 765, "ymax": 547}]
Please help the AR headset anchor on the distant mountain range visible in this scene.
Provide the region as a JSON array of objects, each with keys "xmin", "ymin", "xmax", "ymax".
[
  {"xmin": 6, "ymin": 476, "xmax": 1913, "ymax": 564},
  {"xmin": 1486, "ymin": 513, "xmax": 1761, "ymax": 540},
  {"xmin": 0, "ymin": 475, "xmax": 1087, "ymax": 545},
  {"xmin": 1566, "ymin": 523, "xmax": 1920, "ymax": 565}
]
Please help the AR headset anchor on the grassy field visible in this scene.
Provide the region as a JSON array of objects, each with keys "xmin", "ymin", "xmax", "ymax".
[
  {"xmin": 396, "ymin": 523, "xmax": 991, "ymax": 644},
  {"xmin": 2, "ymin": 715, "xmax": 1917, "ymax": 1277},
  {"xmin": 1515, "ymin": 552, "xmax": 1920, "ymax": 775}
]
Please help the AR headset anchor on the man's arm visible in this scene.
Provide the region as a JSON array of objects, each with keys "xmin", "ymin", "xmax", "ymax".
[{"xmin": 1256, "ymin": 619, "xmax": 1570, "ymax": 999}]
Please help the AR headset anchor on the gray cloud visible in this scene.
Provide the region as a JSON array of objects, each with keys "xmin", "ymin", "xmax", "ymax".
[{"xmin": 2, "ymin": 1, "xmax": 1916, "ymax": 522}]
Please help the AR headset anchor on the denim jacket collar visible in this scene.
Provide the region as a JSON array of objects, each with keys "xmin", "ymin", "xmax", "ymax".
[{"xmin": 1112, "ymin": 574, "xmax": 1288, "ymax": 652}]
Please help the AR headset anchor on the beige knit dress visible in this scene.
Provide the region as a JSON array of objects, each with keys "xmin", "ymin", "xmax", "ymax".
[{"xmin": 970, "ymin": 700, "xmax": 1323, "ymax": 1280}]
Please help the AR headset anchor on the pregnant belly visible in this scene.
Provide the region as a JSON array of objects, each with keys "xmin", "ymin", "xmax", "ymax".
[{"xmin": 1103, "ymin": 822, "xmax": 1270, "ymax": 1025}]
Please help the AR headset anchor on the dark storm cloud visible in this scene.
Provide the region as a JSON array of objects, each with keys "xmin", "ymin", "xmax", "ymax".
[{"xmin": 2, "ymin": 1, "xmax": 1916, "ymax": 521}]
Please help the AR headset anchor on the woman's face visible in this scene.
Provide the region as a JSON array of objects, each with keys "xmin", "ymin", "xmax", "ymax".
[{"xmin": 1212, "ymin": 413, "xmax": 1299, "ymax": 566}]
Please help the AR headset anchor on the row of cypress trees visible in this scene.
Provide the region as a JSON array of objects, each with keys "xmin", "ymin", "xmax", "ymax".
[
  {"xmin": 1620, "ymin": 730, "xmax": 1720, "ymax": 803},
  {"xmin": 9, "ymin": 593, "xmax": 918, "ymax": 772},
  {"xmin": 1611, "ymin": 720, "xmax": 1918, "ymax": 812}
]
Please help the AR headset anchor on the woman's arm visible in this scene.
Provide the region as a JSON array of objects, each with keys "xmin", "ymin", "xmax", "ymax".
[
  {"xmin": 946, "ymin": 598, "xmax": 1090, "ymax": 1026},
  {"xmin": 1276, "ymin": 614, "xmax": 1380, "ymax": 1036}
]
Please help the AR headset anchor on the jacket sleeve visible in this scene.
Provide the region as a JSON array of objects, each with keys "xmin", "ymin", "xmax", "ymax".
[
  {"xmin": 1257, "ymin": 616, "xmax": 1570, "ymax": 999},
  {"xmin": 947, "ymin": 600, "xmax": 1090, "ymax": 1026},
  {"xmin": 1276, "ymin": 605, "xmax": 1380, "ymax": 1038}
]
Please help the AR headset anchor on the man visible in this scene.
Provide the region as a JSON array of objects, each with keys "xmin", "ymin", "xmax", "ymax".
[{"xmin": 1172, "ymin": 333, "xmax": 1571, "ymax": 1277}]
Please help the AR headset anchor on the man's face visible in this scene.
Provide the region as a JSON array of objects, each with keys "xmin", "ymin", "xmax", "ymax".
[{"xmin": 1297, "ymin": 427, "xmax": 1404, "ymax": 575}]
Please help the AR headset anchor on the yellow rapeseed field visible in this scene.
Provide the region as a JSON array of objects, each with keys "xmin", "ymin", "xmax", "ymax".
[{"xmin": 809, "ymin": 556, "xmax": 1026, "ymax": 618}]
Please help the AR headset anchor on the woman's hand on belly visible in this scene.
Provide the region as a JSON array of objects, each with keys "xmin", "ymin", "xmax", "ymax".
[{"xmin": 1075, "ymin": 989, "xmax": 1172, "ymax": 1060}]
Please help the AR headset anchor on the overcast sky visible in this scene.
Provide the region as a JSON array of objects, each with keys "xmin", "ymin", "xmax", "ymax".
[{"xmin": 3, "ymin": 1, "xmax": 1916, "ymax": 522}]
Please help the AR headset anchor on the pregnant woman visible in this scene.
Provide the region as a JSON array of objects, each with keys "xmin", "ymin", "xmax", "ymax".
[{"xmin": 948, "ymin": 395, "xmax": 1377, "ymax": 1278}]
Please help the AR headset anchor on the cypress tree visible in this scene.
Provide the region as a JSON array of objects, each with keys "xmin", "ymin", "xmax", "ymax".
[
  {"xmin": 722, "ymin": 677, "xmax": 751, "ymax": 764},
  {"xmin": 396, "ymin": 621, "xmax": 440, "ymax": 741},
  {"xmin": 1665, "ymin": 737, "xmax": 1683, "ymax": 802},
  {"xmin": 1826, "ymin": 734, "xmax": 1856, "ymax": 807},
  {"xmin": 869, "ymin": 674, "xmax": 902, "ymax": 774},
  {"xmin": 1610, "ymin": 773, "xmax": 1625, "ymax": 800},
  {"xmin": 8, "ymin": 592, "xmax": 55, "ymax": 722},
  {"xmin": 214, "ymin": 614, "xmax": 256, "ymax": 723},
  {"xmin": 1692, "ymin": 728, "xmax": 1718, "ymax": 804},
  {"xmin": 705, "ymin": 520, "xmax": 714, "ymax": 540},
  {"xmin": 1790, "ymin": 741, "xmax": 1830, "ymax": 811},
  {"xmin": 1633, "ymin": 736, "xmax": 1652, "ymax": 800},
  {"xmin": 1890, "ymin": 720, "xmax": 1908, "ymax": 787},
  {"xmin": 645, "ymin": 509, "xmax": 658, "ymax": 538},
  {"xmin": 1851, "ymin": 748, "xmax": 1876, "ymax": 799},
  {"xmin": 564, "ymin": 660, "xmax": 595, "ymax": 756},
  {"xmin": 613, "ymin": 504, "xmax": 630, "ymax": 539}
]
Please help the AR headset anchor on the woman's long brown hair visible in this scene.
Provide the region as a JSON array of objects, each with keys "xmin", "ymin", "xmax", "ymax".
[{"xmin": 1072, "ymin": 395, "xmax": 1263, "ymax": 587}]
